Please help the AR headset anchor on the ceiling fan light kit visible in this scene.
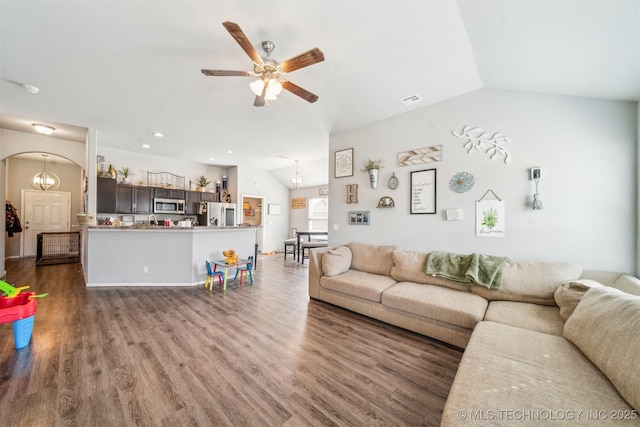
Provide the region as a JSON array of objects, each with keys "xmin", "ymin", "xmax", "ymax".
[{"xmin": 201, "ymin": 21, "xmax": 324, "ymax": 107}]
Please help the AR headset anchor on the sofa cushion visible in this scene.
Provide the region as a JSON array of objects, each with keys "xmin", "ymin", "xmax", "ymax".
[
  {"xmin": 554, "ymin": 279, "xmax": 603, "ymax": 321},
  {"xmin": 390, "ymin": 250, "xmax": 471, "ymax": 292},
  {"xmin": 320, "ymin": 270, "xmax": 397, "ymax": 303},
  {"xmin": 470, "ymin": 260, "xmax": 582, "ymax": 305},
  {"xmin": 348, "ymin": 242, "xmax": 396, "ymax": 276},
  {"xmin": 321, "ymin": 246, "xmax": 353, "ymax": 277},
  {"xmin": 564, "ymin": 286, "xmax": 640, "ymax": 411},
  {"xmin": 381, "ymin": 282, "xmax": 488, "ymax": 330},
  {"xmin": 484, "ymin": 301, "xmax": 564, "ymax": 336},
  {"xmin": 441, "ymin": 321, "xmax": 636, "ymax": 426},
  {"xmin": 613, "ymin": 274, "xmax": 640, "ymax": 296}
]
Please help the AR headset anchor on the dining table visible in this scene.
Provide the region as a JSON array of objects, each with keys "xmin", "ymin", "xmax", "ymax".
[{"xmin": 296, "ymin": 230, "xmax": 329, "ymax": 262}]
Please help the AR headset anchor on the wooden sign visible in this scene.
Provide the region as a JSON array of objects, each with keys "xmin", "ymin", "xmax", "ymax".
[
  {"xmin": 397, "ymin": 145, "xmax": 443, "ymax": 166},
  {"xmin": 291, "ymin": 197, "xmax": 307, "ymax": 209}
]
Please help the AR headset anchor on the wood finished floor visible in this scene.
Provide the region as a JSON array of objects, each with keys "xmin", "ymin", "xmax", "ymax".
[{"xmin": 1, "ymin": 254, "xmax": 462, "ymax": 426}]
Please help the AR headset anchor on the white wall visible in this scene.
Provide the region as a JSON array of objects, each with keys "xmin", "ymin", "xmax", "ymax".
[
  {"xmin": 236, "ymin": 165, "xmax": 291, "ymax": 253},
  {"xmin": 328, "ymin": 89, "xmax": 638, "ymax": 273},
  {"xmin": 98, "ymin": 146, "xmax": 228, "ymax": 190},
  {"xmin": 290, "ymin": 185, "xmax": 329, "ymax": 236},
  {"xmin": 5, "ymin": 156, "xmax": 83, "ymax": 257},
  {"xmin": 1, "ymin": 128, "xmax": 87, "ymax": 266}
]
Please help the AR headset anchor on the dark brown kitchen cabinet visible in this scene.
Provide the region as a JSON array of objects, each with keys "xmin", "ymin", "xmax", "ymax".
[
  {"xmin": 97, "ymin": 177, "xmax": 117, "ymax": 213},
  {"xmin": 185, "ymin": 191, "xmax": 200, "ymax": 215},
  {"xmin": 117, "ymin": 185, "xmax": 153, "ymax": 214},
  {"xmin": 154, "ymin": 188, "xmax": 185, "ymax": 200},
  {"xmin": 200, "ymin": 192, "xmax": 218, "ymax": 202}
]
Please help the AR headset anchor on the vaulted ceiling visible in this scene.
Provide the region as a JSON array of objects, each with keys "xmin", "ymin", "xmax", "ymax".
[{"xmin": 1, "ymin": 0, "xmax": 638, "ymax": 188}]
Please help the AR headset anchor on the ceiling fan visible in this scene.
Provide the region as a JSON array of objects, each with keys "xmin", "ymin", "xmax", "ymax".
[{"xmin": 201, "ymin": 21, "xmax": 325, "ymax": 107}]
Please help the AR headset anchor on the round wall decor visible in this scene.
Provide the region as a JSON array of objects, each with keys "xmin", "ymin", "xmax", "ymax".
[{"xmin": 449, "ymin": 171, "xmax": 475, "ymax": 193}]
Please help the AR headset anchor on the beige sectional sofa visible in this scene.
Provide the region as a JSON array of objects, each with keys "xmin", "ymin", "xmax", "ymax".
[{"xmin": 308, "ymin": 243, "xmax": 640, "ymax": 426}]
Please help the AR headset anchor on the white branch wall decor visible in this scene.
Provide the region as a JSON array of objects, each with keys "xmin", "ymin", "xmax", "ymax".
[{"xmin": 452, "ymin": 126, "xmax": 511, "ymax": 164}]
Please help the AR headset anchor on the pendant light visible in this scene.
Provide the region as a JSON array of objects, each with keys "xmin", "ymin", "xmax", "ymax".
[
  {"xmin": 291, "ymin": 160, "xmax": 303, "ymax": 188},
  {"xmin": 31, "ymin": 154, "xmax": 60, "ymax": 191}
]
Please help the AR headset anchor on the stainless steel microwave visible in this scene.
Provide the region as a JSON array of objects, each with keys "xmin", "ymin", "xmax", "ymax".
[{"xmin": 153, "ymin": 198, "xmax": 185, "ymax": 215}]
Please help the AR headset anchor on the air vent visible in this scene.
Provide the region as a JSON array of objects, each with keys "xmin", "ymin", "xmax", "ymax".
[{"xmin": 401, "ymin": 93, "xmax": 423, "ymax": 106}]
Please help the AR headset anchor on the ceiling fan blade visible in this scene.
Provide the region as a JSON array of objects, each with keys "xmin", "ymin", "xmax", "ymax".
[
  {"xmin": 222, "ymin": 21, "xmax": 263, "ymax": 64},
  {"xmin": 201, "ymin": 69, "xmax": 252, "ymax": 77},
  {"xmin": 280, "ymin": 48, "xmax": 325, "ymax": 73},
  {"xmin": 282, "ymin": 81, "xmax": 319, "ymax": 103}
]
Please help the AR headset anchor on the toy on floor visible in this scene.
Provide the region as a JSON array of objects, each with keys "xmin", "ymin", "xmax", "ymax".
[
  {"xmin": 223, "ymin": 249, "xmax": 238, "ymax": 265},
  {"xmin": 0, "ymin": 280, "xmax": 30, "ymax": 298}
]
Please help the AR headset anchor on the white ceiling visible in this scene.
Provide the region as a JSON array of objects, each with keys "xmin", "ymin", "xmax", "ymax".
[{"xmin": 1, "ymin": 0, "xmax": 638, "ymax": 188}]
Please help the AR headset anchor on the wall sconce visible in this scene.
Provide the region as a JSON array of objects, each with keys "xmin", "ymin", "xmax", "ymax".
[{"xmin": 530, "ymin": 167, "xmax": 543, "ymax": 210}]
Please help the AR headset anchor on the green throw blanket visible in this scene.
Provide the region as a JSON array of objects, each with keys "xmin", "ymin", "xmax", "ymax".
[{"xmin": 424, "ymin": 251, "xmax": 508, "ymax": 290}]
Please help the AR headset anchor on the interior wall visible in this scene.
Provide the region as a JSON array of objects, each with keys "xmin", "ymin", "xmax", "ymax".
[
  {"xmin": 290, "ymin": 185, "xmax": 329, "ymax": 237},
  {"xmin": 5, "ymin": 156, "xmax": 83, "ymax": 258},
  {"xmin": 328, "ymin": 89, "xmax": 638, "ymax": 273},
  {"xmin": 236, "ymin": 165, "xmax": 290, "ymax": 253},
  {"xmin": 1, "ymin": 128, "xmax": 86, "ymax": 265},
  {"xmin": 98, "ymin": 146, "xmax": 229, "ymax": 190}
]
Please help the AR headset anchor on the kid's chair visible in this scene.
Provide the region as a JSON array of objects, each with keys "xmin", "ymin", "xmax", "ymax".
[
  {"xmin": 205, "ymin": 260, "xmax": 225, "ymax": 291},
  {"xmin": 233, "ymin": 256, "xmax": 254, "ymax": 285}
]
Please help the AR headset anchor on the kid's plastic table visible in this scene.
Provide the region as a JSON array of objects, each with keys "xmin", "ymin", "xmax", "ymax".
[{"xmin": 0, "ymin": 292, "xmax": 37, "ymax": 349}]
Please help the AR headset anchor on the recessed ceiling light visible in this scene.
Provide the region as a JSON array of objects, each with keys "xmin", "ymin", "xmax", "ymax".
[
  {"xmin": 141, "ymin": 144, "xmax": 151, "ymax": 149},
  {"xmin": 152, "ymin": 132, "xmax": 164, "ymax": 138},
  {"xmin": 32, "ymin": 123, "xmax": 55, "ymax": 135},
  {"xmin": 209, "ymin": 157, "xmax": 215, "ymax": 161},
  {"xmin": 226, "ymin": 150, "xmax": 233, "ymax": 154},
  {"xmin": 22, "ymin": 84, "xmax": 40, "ymax": 94}
]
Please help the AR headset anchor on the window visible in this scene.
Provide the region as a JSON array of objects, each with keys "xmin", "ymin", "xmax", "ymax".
[{"xmin": 308, "ymin": 198, "xmax": 328, "ymax": 231}]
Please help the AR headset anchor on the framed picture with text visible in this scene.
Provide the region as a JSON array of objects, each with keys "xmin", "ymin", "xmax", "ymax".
[
  {"xmin": 335, "ymin": 148, "xmax": 354, "ymax": 178},
  {"xmin": 410, "ymin": 169, "xmax": 437, "ymax": 214}
]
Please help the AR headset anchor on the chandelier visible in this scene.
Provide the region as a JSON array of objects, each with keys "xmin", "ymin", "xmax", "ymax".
[
  {"xmin": 291, "ymin": 160, "xmax": 303, "ymax": 188},
  {"xmin": 31, "ymin": 154, "xmax": 60, "ymax": 191}
]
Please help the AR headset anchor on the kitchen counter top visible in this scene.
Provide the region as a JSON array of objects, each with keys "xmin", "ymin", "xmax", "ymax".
[
  {"xmin": 81, "ymin": 225, "xmax": 260, "ymax": 231},
  {"xmin": 83, "ymin": 225, "xmax": 259, "ymax": 287}
]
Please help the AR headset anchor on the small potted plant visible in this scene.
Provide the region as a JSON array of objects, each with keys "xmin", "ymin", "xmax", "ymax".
[
  {"xmin": 118, "ymin": 166, "xmax": 134, "ymax": 183},
  {"xmin": 198, "ymin": 175, "xmax": 211, "ymax": 192},
  {"xmin": 362, "ymin": 159, "xmax": 384, "ymax": 189}
]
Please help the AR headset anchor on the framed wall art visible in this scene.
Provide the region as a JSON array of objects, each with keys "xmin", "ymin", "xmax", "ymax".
[
  {"xmin": 410, "ymin": 169, "xmax": 437, "ymax": 214},
  {"xmin": 348, "ymin": 210, "xmax": 370, "ymax": 225},
  {"xmin": 268, "ymin": 204, "xmax": 282, "ymax": 215},
  {"xmin": 335, "ymin": 148, "xmax": 354, "ymax": 178}
]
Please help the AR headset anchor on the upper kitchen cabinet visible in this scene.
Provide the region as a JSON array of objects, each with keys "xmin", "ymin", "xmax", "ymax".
[
  {"xmin": 154, "ymin": 188, "xmax": 186, "ymax": 200},
  {"xmin": 200, "ymin": 192, "xmax": 218, "ymax": 202},
  {"xmin": 97, "ymin": 177, "xmax": 117, "ymax": 213},
  {"xmin": 185, "ymin": 191, "xmax": 200, "ymax": 215},
  {"xmin": 116, "ymin": 185, "xmax": 153, "ymax": 214}
]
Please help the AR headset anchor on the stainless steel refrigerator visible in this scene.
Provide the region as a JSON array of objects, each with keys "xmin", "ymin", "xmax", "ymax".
[{"xmin": 198, "ymin": 202, "xmax": 237, "ymax": 227}]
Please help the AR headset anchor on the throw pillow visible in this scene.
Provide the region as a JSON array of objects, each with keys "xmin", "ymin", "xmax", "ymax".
[
  {"xmin": 554, "ymin": 279, "xmax": 603, "ymax": 321},
  {"xmin": 322, "ymin": 246, "xmax": 353, "ymax": 277},
  {"xmin": 564, "ymin": 286, "xmax": 640, "ymax": 411}
]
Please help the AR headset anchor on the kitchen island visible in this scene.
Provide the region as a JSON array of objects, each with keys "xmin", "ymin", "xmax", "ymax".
[{"xmin": 82, "ymin": 226, "xmax": 259, "ymax": 287}]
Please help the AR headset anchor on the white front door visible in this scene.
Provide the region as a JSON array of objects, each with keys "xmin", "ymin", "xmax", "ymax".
[{"xmin": 21, "ymin": 190, "xmax": 71, "ymax": 257}]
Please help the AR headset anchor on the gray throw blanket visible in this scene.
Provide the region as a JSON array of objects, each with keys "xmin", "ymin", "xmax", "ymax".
[{"xmin": 424, "ymin": 251, "xmax": 508, "ymax": 290}]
